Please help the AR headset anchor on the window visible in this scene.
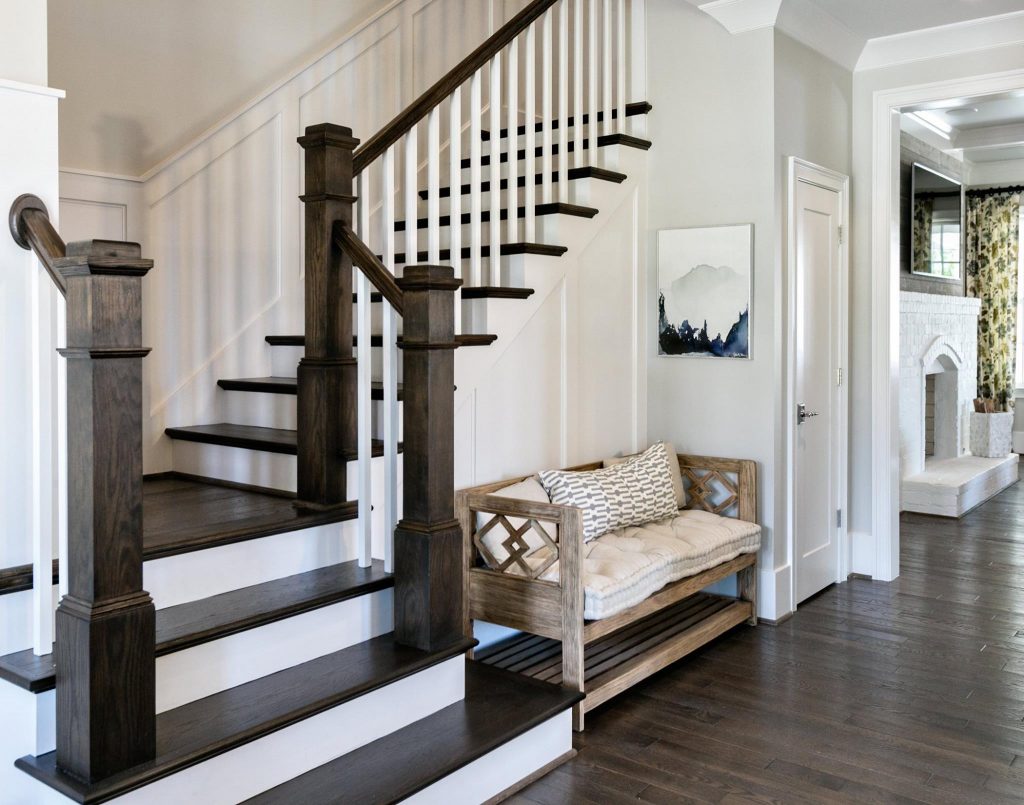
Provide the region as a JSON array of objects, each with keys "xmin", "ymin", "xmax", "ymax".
[{"xmin": 930, "ymin": 221, "xmax": 960, "ymax": 278}]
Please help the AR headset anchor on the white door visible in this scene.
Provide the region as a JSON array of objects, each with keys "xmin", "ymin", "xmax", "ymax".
[{"xmin": 792, "ymin": 168, "xmax": 846, "ymax": 604}]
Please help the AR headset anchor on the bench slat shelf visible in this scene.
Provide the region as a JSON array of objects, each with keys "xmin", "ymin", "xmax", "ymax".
[{"xmin": 478, "ymin": 593, "xmax": 751, "ymax": 720}]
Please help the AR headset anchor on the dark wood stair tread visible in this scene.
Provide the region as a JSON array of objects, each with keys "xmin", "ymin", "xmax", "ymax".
[
  {"xmin": 481, "ymin": 101, "xmax": 652, "ymax": 140},
  {"xmin": 461, "ymin": 133, "xmax": 652, "ymax": 169},
  {"xmin": 0, "ymin": 560, "xmax": 392, "ymax": 694},
  {"xmin": 460, "ymin": 286, "xmax": 535, "ymax": 300},
  {"xmin": 394, "ymin": 201, "xmax": 597, "ymax": 232},
  {"xmin": 15, "ymin": 635, "xmax": 476, "ymax": 804},
  {"xmin": 420, "ymin": 165, "xmax": 627, "ymax": 200},
  {"xmin": 164, "ymin": 422, "xmax": 402, "ymax": 461},
  {"xmin": 215, "ymin": 377, "xmax": 402, "ymax": 400},
  {"xmin": 242, "ymin": 661, "xmax": 582, "ymax": 805},
  {"xmin": 264, "ymin": 333, "xmax": 497, "ymax": 348},
  {"xmin": 381, "ymin": 242, "xmax": 568, "ymax": 265}
]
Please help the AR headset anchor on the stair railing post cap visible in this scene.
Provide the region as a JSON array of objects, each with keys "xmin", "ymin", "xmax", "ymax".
[
  {"xmin": 397, "ymin": 264, "xmax": 463, "ymax": 291},
  {"xmin": 297, "ymin": 124, "xmax": 361, "ymax": 150},
  {"xmin": 9, "ymin": 193, "xmax": 49, "ymax": 250}
]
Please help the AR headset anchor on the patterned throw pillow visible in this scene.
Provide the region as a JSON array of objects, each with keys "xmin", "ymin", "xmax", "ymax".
[{"xmin": 539, "ymin": 443, "xmax": 679, "ymax": 542}]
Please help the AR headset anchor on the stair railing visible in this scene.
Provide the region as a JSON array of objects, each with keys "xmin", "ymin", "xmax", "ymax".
[
  {"xmin": 299, "ymin": 0, "xmax": 637, "ymax": 651},
  {"xmin": 9, "ymin": 194, "xmax": 157, "ymax": 782}
]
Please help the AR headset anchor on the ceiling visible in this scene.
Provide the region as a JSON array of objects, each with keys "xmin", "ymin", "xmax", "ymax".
[
  {"xmin": 49, "ymin": 0, "xmax": 393, "ymax": 177},
  {"xmin": 810, "ymin": 0, "xmax": 1024, "ymax": 39},
  {"xmin": 904, "ymin": 93, "xmax": 1024, "ymax": 164}
]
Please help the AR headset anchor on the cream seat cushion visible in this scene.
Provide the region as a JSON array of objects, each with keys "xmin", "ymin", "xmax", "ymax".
[{"xmin": 521, "ymin": 509, "xmax": 760, "ymax": 620}]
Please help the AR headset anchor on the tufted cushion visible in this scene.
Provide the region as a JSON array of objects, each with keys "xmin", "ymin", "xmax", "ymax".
[
  {"xmin": 539, "ymin": 443, "xmax": 678, "ymax": 541},
  {"xmin": 604, "ymin": 442, "xmax": 686, "ymax": 509},
  {"xmin": 513, "ymin": 510, "xmax": 760, "ymax": 620}
]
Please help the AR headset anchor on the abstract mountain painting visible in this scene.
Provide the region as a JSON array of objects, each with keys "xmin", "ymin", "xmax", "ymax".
[{"xmin": 657, "ymin": 224, "xmax": 752, "ymax": 359}]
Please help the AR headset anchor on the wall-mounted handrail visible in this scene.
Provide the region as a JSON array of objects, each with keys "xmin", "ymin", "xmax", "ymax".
[
  {"xmin": 334, "ymin": 223, "xmax": 404, "ymax": 316},
  {"xmin": 351, "ymin": 0, "xmax": 559, "ymax": 176},
  {"xmin": 9, "ymin": 194, "xmax": 68, "ymax": 295}
]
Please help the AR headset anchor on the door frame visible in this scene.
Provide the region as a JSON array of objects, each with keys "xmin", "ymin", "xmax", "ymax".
[
  {"xmin": 785, "ymin": 157, "xmax": 850, "ymax": 610},
  {"xmin": 869, "ymin": 69, "xmax": 1024, "ymax": 582}
]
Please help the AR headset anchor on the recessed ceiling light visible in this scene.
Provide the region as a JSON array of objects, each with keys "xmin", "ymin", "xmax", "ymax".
[{"xmin": 947, "ymin": 107, "xmax": 979, "ymax": 116}]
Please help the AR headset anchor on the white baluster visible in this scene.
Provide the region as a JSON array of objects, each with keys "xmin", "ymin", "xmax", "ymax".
[
  {"xmin": 507, "ymin": 40, "xmax": 519, "ymax": 245},
  {"xmin": 541, "ymin": 8, "xmax": 553, "ymax": 205},
  {"xmin": 574, "ymin": 0, "xmax": 584, "ymax": 170},
  {"xmin": 382, "ymin": 146, "xmax": 398, "ymax": 575},
  {"xmin": 603, "ymin": 0, "xmax": 613, "ymax": 137},
  {"xmin": 470, "ymin": 69, "xmax": 483, "ymax": 286},
  {"xmin": 427, "ymin": 106, "xmax": 441, "ymax": 264},
  {"xmin": 525, "ymin": 22, "xmax": 537, "ymax": 241},
  {"xmin": 558, "ymin": 0, "xmax": 569, "ymax": 202},
  {"xmin": 617, "ymin": 0, "xmax": 626, "ymax": 134},
  {"xmin": 489, "ymin": 53, "xmax": 502, "ymax": 285},
  {"xmin": 356, "ymin": 174, "xmax": 373, "ymax": 568},
  {"xmin": 30, "ymin": 265, "xmax": 54, "ymax": 655},
  {"xmin": 588, "ymin": 0, "xmax": 598, "ymax": 161},
  {"xmin": 449, "ymin": 87, "xmax": 463, "ymax": 330},
  {"xmin": 404, "ymin": 128, "xmax": 418, "ymax": 266}
]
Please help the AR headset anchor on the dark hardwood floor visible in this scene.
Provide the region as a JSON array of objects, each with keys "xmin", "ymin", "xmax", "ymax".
[{"xmin": 517, "ymin": 479, "xmax": 1024, "ymax": 804}]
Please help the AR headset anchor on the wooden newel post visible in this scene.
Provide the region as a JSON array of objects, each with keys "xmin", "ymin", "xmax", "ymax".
[
  {"xmin": 55, "ymin": 239, "xmax": 156, "ymax": 781},
  {"xmin": 394, "ymin": 265, "xmax": 463, "ymax": 651},
  {"xmin": 296, "ymin": 123, "xmax": 360, "ymax": 510}
]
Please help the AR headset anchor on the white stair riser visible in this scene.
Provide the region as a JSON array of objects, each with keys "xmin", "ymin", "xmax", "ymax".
[
  {"xmin": 402, "ymin": 710, "xmax": 572, "ymax": 805},
  {"xmin": 0, "ymin": 686, "xmax": 59, "ymax": 805},
  {"xmin": 269, "ymin": 345, "xmax": 304, "ymax": 378},
  {"xmin": 62, "ymin": 658, "xmax": 466, "ymax": 805},
  {"xmin": 21, "ymin": 589, "xmax": 395, "ymax": 757},
  {"xmin": 145, "ymin": 522, "xmax": 354, "ymax": 608},
  {"xmin": 218, "ymin": 390, "xmax": 404, "ymax": 435},
  {"xmin": 394, "ymin": 213, "xmax": 590, "ymax": 255},
  {"xmin": 418, "ymin": 175, "xmax": 610, "ymax": 216},
  {"xmin": 156, "ymin": 589, "xmax": 393, "ymax": 712}
]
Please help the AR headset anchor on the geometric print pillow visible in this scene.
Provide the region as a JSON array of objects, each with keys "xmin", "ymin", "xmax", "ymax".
[{"xmin": 539, "ymin": 442, "xmax": 679, "ymax": 542}]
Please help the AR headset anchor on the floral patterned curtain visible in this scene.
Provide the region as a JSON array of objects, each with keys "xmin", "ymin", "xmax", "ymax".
[
  {"xmin": 912, "ymin": 196, "xmax": 933, "ymax": 274},
  {"xmin": 966, "ymin": 191, "xmax": 1021, "ymax": 411}
]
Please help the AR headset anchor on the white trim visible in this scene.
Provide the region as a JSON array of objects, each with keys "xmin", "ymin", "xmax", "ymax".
[
  {"xmin": 785, "ymin": 157, "xmax": 849, "ymax": 613},
  {"xmin": 857, "ymin": 10, "xmax": 1024, "ymax": 73},
  {"xmin": 774, "ymin": 0, "xmax": 865, "ymax": 72},
  {"xmin": 870, "ymin": 69, "xmax": 1024, "ymax": 583},
  {"xmin": 697, "ymin": 0, "xmax": 781, "ymax": 35},
  {"xmin": 58, "ymin": 166, "xmax": 144, "ymax": 184},
  {"xmin": 0, "ymin": 79, "xmax": 65, "ymax": 99}
]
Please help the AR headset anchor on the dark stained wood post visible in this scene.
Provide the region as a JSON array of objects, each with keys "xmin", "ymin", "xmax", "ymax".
[
  {"xmin": 296, "ymin": 124, "xmax": 359, "ymax": 510},
  {"xmin": 394, "ymin": 265, "xmax": 463, "ymax": 650},
  {"xmin": 54, "ymin": 239, "xmax": 156, "ymax": 781}
]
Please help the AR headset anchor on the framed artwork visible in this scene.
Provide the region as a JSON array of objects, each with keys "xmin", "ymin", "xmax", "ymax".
[{"xmin": 657, "ymin": 224, "xmax": 752, "ymax": 359}]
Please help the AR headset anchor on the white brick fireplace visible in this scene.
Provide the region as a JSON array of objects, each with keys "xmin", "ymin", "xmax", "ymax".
[{"xmin": 899, "ymin": 291, "xmax": 1018, "ymax": 516}]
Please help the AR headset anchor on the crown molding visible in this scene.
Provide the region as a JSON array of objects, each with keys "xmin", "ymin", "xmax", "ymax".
[
  {"xmin": 774, "ymin": 0, "xmax": 864, "ymax": 71},
  {"xmin": 697, "ymin": 0, "xmax": 782, "ymax": 34},
  {"xmin": 954, "ymin": 121, "xmax": 1024, "ymax": 152},
  {"xmin": 857, "ymin": 10, "xmax": 1024, "ymax": 72}
]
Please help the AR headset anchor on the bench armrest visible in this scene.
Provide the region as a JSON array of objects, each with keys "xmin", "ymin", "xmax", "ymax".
[{"xmin": 676, "ymin": 454, "xmax": 757, "ymax": 523}]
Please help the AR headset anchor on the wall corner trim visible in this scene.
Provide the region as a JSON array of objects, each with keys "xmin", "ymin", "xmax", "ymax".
[{"xmin": 0, "ymin": 79, "xmax": 65, "ymax": 100}]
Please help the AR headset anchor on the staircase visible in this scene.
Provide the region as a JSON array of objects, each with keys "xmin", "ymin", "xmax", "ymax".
[{"xmin": 0, "ymin": 0, "xmax": 648, "ymax": 802}]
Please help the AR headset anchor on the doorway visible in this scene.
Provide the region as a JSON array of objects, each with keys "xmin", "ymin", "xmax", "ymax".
[{"xmin": 787, "ymin": 158, "xmax": 849, "ymax": 606}]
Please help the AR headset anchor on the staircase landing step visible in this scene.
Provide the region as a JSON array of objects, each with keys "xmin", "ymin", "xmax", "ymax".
[
  {"xmin": 15, "ymin": 635, "xmax": 475, "ymax": 804},
  {"xmin": 242, "ymin": 661, "xmax": 581, "ymax": 805},
  {"xmin": 164, "ymin": 422, "xmax": 402, "ymax": 461},
  {"xmin": 0, "ymin": 560, "xmax": 392, "ymax": 694}
]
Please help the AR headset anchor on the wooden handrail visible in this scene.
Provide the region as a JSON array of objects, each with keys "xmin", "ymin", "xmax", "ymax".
[
  {"xmin": 334, "ymin": 223, "xmax": 404, "ymax": 316},
  {"xmin": 352, "ymin": 0, "xmax": 559, "ymax": 176},
  {"xmin": 9, "ymin": 194, "xmax": 68, "ymax": 296}
]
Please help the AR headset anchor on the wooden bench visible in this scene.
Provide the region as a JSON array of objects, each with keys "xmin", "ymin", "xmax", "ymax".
[{"xmin": 457, "ymin": 453, "xmax": 758, "ymax": 731}]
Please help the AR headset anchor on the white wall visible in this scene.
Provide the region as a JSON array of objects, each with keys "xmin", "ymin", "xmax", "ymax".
[
  {"xmin": 0, "ymin": 0, "xmax": 46, "ymax": 85},
  {"xmin": 644, "ymin": 1, "xmax": 779, "ymax": 614},
  {"xmin": 850, "ymin": 42, "xmax": 1024, "ymax": 577},
  {"xmin": 772, "ymin": 31, "xmax": 852, "ymax": 614}
]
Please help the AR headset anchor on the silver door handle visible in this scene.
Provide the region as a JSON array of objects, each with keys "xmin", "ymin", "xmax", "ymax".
[{"xmin": 797, "ymin": 403, "xmax": 819, "ymax": 424}]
